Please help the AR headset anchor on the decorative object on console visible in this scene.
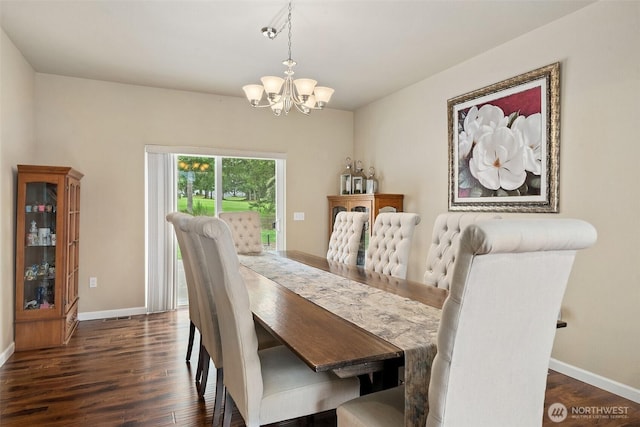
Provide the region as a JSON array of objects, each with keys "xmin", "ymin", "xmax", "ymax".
[
  {"xmin": 352, "ymin": 160, "xmax": 366, "ymax": 194},
  {"xmin": 340, "ymin": 157, "xmax": 353, "ymax": 195},
  {"xmin": 366, "ymin": 167, "xmax": 378, "ymax": 194},
  {"xmin": 242, "ymin": 0, "xmax": 334, "ymax": 116},
  {"xmin": 448, "ymin": 62, "xmax": 560, "ymax": 213},
  {"xmin": 340, "ymin": 159, "xmax": 379, "ymax": 195}
]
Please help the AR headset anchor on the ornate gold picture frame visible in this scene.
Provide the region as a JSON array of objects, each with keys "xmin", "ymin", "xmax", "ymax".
[{"xmin": 448, "ymin": 62, "xmax": 560, "ymax": 212}]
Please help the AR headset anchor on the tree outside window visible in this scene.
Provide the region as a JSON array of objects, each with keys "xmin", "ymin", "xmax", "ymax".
[{"xmin": 177, "ymin": 156, "xmax": 276, "ymax": 248}]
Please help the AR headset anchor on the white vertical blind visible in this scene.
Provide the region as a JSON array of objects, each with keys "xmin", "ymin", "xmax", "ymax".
[{"xmin": 145, "ymin": 151, "xmax": 177, "ymax": 313}]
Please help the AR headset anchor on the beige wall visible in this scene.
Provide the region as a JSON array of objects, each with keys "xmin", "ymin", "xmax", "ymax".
[
  {"xmin": 2, "ymin": 0, "xmax": 637, "ymax": 394},
  {"xmin": 33, "ymin": 74, "xmax": 353, "ymax": 313},
  {"xmin": 354, "ymin": 1, "xmax": 639, "ymax": 389},
  {"xmin": 0, "ymin": 29, "xmax": 36, "ymax": 359}
]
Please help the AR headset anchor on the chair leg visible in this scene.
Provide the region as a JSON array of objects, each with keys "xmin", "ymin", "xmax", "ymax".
[
  {"xmin": 197, "ymin": 346, "xmax": 210, "ymax": 397},
  {"xmin": 195, "ymin": 339, "xmax": 204, "ymax": 384},
  {"xmin": 186, "ymin": 320, "xmax": 196, "ymax": 362},
  {"xmin": 212, "ymin": 369, "xmax": 225, "ymax": 427},
  {"xmin": 222, "ymin": 391, "xmax": 233, "ymax": 427}
]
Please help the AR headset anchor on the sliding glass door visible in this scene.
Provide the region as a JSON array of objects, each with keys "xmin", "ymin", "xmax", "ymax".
[
  {"xmin": 146, "ymin": 146, "xmax": 285, "ymax": 312},
  {"xmin": 174, "ymin": 155, "xmax": 280, "ymax": 305}
]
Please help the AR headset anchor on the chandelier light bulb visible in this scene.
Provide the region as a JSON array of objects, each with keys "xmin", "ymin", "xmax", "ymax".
[
  {"xmin": 293, "ymin": 78, "xmax": 317, "ymax": 97},
  {"xmin": 313, "ymin": 86, "xmax": 335, "ymax": 108},
  {"xmin": 260, "ymin": 76, "xmax": 285, "ymax": 95},
  {"xmin": 242, "ymin": 84, "xmax": 265, "ymax": 106}
]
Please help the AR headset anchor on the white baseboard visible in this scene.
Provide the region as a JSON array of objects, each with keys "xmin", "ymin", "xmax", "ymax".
[
  {"xmin": 549, "ymin": 358, "xmax": 640, "ymax": 404},
  {"xmin": 78, "ymin": 306, "xmax": 147, "ymax": 321},
  {"xmin": 0, "ymin": 341, "xmax": 15, "ymax": 368}
]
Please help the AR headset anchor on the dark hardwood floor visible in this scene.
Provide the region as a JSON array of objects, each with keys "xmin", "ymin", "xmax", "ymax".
[{"xmin": 1, "ymin": 310, "xmax": 638, "ymax": 426}]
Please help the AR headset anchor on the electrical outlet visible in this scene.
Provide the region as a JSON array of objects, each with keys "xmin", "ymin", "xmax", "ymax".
[
  {"xmin": 89, "ymin": 277, "xmax": 98, "ymax": 288},
  {"xmin": 293, "ymin": 212, "xmax": 305, "ymax": 221}
]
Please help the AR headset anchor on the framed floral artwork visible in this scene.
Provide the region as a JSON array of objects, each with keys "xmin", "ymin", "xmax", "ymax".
[{"xmin": 448, "ymin": 62, "xmax": 560, "ymax": 212}]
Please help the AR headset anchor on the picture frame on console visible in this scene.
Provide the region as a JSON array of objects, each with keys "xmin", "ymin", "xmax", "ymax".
[{"xmin": 448, "ymin": 62, "xmax": 560, "ymax": 213}]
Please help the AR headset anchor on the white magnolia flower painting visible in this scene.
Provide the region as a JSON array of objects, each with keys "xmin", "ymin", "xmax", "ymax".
[{"xmin": 448, "ymin": 63, "xmax": 560, "ymax": 212}]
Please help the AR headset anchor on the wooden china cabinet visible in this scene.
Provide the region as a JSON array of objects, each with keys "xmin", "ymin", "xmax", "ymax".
[
  {"xmin": 15, "ymin": 165, "xmax": 83, "ymax": 350},
  {"xmin": 327, "ymin": 194, "xmax": 404, "ymax": 265}
]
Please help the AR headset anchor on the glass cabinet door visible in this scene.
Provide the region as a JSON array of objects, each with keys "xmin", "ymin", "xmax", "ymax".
[
  {"xmin": 15, "ymin": 165, "xmax": 82, "ymax": 350},
  {"xmin": 20, "ymin": 181, "xmax": 60, "ymax": 313},
  {"xmin": 350, "ymin": 205, "xmax": 370, "ymax": 266},
  {"xmin": 65, "ymin": 179, "xmax": 81, "ymax": 314},
  {"xmin": 331, "ymin": 205, "xmax": 347, "ymax": 226}
]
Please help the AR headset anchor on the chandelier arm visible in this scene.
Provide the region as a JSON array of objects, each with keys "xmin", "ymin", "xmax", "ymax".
[
  {"xmin": 250, "ymin": 102, "xmax": 280, "ymax": 109},
  {"xmin": 290, "ymin": 88, "xmax": 305, "ymax": 105},
  {"xmin": 293, "ymin": 102, "xmax": 311, "ymax": 115}
]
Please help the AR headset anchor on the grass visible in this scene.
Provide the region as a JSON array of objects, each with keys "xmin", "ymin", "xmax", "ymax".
[
  {"xmin": 176, "ymin": 196, "xmax": 276, "ymax": 247},
  {"xmin": 176, "ymin": 196, "xmax": 256, "ymax": 214}
]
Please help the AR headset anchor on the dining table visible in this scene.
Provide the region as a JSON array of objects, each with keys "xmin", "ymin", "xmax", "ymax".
[{"xmin": 238, "ymin": 250, "xmax": 448, "ymax": 427}]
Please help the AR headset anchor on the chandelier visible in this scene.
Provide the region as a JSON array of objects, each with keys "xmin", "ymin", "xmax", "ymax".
[{"xmin": 242, "ymin": 1, "xmax": 334, "ymax": 116}]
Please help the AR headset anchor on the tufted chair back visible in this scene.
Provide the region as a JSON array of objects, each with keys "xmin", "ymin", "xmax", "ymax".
[
  {"xmin": 365, "ymin": 212, "xmax": 421, "ymax": 279},
  {"xmin": 219, "ymin": 211, "xmax": 263, "ymax": 254},
  {"xmin": 327, "ymin": 211, "xmax": 369, "ymax": 266},
  {"xmin": 426, "ymin": 219, "xmax": 597, "ymax": 426},
  {"xmin": 423, "ymin": 212, "xmax": 501, "ymax": 290},
  {"xmin": 336, "ymin": 219, "xmax": 597, "ymax": 427}
]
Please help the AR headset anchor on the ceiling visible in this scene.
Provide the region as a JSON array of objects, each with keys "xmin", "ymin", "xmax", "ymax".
[{"xmin": 0, "ymin": 0, "xmax": 593, "ymax": 111}]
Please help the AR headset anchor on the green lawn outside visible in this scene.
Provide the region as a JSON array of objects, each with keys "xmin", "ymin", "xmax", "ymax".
[
  {"xmin": 177, "ymin": 195, "xmax": 248, "ymax": 215},
  {"xmin": 176, "ymin": 196, "xmax": 276, "ymax": 248}
]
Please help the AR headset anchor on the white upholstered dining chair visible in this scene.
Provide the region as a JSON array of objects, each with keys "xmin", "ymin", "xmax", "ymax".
[
  {"xmin": 337, "ymin": 219, "xmax": 597, "ymax": 427},
  {"xmin": 179, "ymin": 215, "xmax": 280, "ymax": 426},
  {"xmin": 166, "ymin": 212, "xmax": 202, "ymax": 367},
  {"xmin": 190, "ymin": 216, "xmax": 361, "ymax": 427},
  {"xmin": 177, "ymin": 215, "xmax": 226, "ymax": 425},
  {"xmin": 364, "ymin": 212, "xmax": 421, "ymax": 279},
  {"xmin": 219, "ymin": 211, "xmax": 263, "ymax": 254},
  {"xmin": 218, "ymin": 211, "xmax": 280, "ymax": 350},
  {"xmin": 167, "ymin": 212, "xmax": 224, "ymax": 412},
  {"xmin": 423, "ymin": 212, "xmax": 500, "ymax": 289},
  {"xmin": 327, "ymin": 211, "xmax": 369, "ymax": 266}
]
